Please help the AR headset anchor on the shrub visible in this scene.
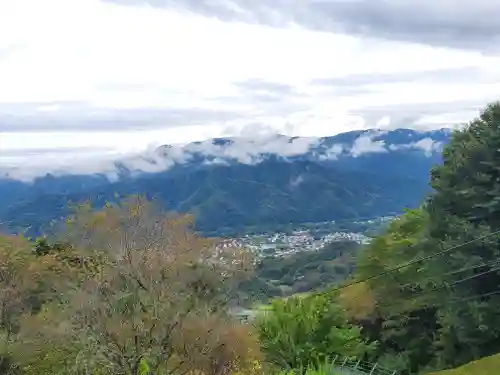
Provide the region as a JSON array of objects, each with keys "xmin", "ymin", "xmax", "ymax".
[{"xmin": 255, "ymin": 293, "xmax": 373, "ymax": 370}]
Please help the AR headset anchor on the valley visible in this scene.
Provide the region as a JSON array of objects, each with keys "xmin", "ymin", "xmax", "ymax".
[
  {"xmin": 2, "ymin": 119, "xmax": 499, "ymax": 375},
  {"xmin": 228, "ymin": 216, "xmax": 391, "ymax": 257},
  {"xmin": 233, "ymin": 218, "xmax": 388, "ymax": 300}
]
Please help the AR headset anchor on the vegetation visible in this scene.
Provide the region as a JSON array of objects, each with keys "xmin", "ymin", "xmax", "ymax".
[
  {"xmin": 256, "ymin": 293, "xmax": 372, "ymax": 370},
  {"xmin": 3, "ymin": 102, "xmax": 500, "ymax": 374},
  {"xmin": 0, "ymin": 196, "xmax": 361, "ymax": 375},
  {"xmin": 269, "ymin": 361, "xmax": 341, "ymax": 375},
  {"xmin": 0, "ymin": 197, "xmax": 261, "ymax": 374},
  {"xmin": 426, "ymin": 353, "xmax": 500, "ymax": 375},
  {"xmin": 249, "ymin": 240, "xmax": 360, "ymax": 299},
  {"xmin": 332, "ymin": 102, "xmax": 500, "ymax": 373}
]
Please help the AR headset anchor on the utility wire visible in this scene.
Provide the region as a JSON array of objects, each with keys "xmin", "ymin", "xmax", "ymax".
[
  {"xmin": 375, "ymin": 261, "xmax": 500, "ymax": 313},
  {"xmin": 444, "ymin": 257, "xmax": 500, "ymax": 277},
  {"xmin": 330, "ymin": 228, "xmax": 500, "ymax": 293},
  {"xmin": 384, "ymin": 288, "xmax": 500, "ymax": 315},
  {"xmin": 397, "ymin": 256, "xmax": 500, "ymax": 291}
]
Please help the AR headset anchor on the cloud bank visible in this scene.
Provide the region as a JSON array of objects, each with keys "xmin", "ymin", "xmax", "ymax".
[{"xmin": 1, "ymin": 129, "xmax": 447, "ymax": 181}]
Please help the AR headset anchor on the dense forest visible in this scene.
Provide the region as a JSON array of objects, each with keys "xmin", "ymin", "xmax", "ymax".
[{"xmin": 1, "ymin": 102, "xmax": 500, "ymax": 374}]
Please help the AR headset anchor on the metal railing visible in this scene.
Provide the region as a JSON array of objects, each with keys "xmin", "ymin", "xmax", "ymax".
[{"xmin": 331, "ymin": 355, "xmax": 397, "ymax": 375}]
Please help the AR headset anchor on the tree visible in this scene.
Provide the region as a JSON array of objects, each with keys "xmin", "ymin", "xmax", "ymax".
[
  {"xmin": 256, "ymin": 293, "xmax": 371, "ymax": 371},
  {"xmin": 422, "ymin": 102, "xmax": 500, "ymax": 368},
  {"xmin": 355, "ymin": 102, "xmax": 500, "ymax": 373},
  {"xmin": 350, "ymin": 209, "xmax": 439, "ymax": 374},
  {"xmin": 355, "ymin": 210, "xmax": 424, "ymax": 285},
  {"xmin": 337, "ymin": 282, "xmax": 376, "ymax": 321},
  {"xmin": 0, "ymin": 234, "xmax": 49, "ymax": 374},
  {"xmin": 23, "ymin": 196, "xmax": 257, "ymax": 375}
]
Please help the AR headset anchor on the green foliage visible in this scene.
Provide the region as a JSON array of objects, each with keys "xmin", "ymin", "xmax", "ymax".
[
  {"xmin": 338, "ymin": 208, "xmax": 438, "ymax": 374},
  {"xmin": 271, "ymin": 360, "xmax": 341, "ymax": 375},
  {"xmin": 421, "ymin": 102, "xmax": 500, "ymax": 368},
  {"xmin": 357, "ymin": 208, "xmax": 429, "ymax": 303},
  {"xmin": 245, "ymin": 240, "xmax": 360, "ymax": 301},
  {"xmin": 139, "ymin": 358, "xmax": 151, "ymax": 375},
  {"xmin": 345, "ymin": 102, "xmax": 500, "ymax": 374},
  {"xmin": 4, "ymin": 155, "xmax": 435, "ymax": 238},
  {"xmin": 255, "ymin": 293, "xmax": 372, "ymax": 370}
]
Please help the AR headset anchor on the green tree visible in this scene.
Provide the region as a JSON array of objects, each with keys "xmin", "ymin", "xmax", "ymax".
[
  {"xmin": 353, "ymin": 208, "xmax": 438, "ymax": 374},
  {"xmin": 255, "ymin": 293, "xmax": 371, "ymax": 371},
  {"xmin": 422, "ymin": 102, "xmax": 500, "ymax": 368}
]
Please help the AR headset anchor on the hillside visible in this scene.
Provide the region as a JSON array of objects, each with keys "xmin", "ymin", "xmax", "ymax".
[
  {"xmin": 427, "ymin": 353, "xmax": 500, "ymax": 375},
  {"xmin": 0, "ymin": 128, "xmax": 450, "ymax": 236},
  {"xmin": 245, "ymin": 240, "xmax": 362, "ymax": 300}
]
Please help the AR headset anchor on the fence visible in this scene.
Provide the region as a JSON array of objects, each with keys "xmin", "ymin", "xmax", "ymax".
[{"xmin": 331, "ymin": 355, "xmax": 397, "ymax": 375}]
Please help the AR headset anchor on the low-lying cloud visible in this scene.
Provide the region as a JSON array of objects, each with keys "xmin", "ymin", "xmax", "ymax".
[
  {"xmin": 389, "ymin": 138, "xmax": 444, "ymax": 156},
  {"xmin": 0, "ymin": 130, "xmax": 447, "ymax": 182},
  {"xmin": 350, "ymin": 131, "xmax": 388, "ymax": 157}
]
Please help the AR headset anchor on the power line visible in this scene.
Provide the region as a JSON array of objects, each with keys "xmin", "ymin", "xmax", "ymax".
[
  {"xmin": 354, "ymin": 256, "xmax": 500, "ymax": 318},
  {"xmin": 331, "ymin": 228, "xmax": 500, "ymax": 293},
  {"xmin": 444, "ymin": 257, "xmax": 500, "ymax": 277},
  {"xmin": 446, "ymin": 288, "xmax": 500, "ymax": 305},
  {"xmin": 397, "ymin": 256, "xmax": 500, "ymax": 291},
  {"xmin": 376, "ymin": 261, "xmax": 500, "ymax": 312},
  {"xmin": 332, "ymin": 257, "xmax": 500, "ymax": 321},
  {"xmin": 387, "ymin": 288, "xmax": 500, "ymax": 315},
  {"xmin": 372, "ymin": 289, "xmax": 500, "ymax": 322}
]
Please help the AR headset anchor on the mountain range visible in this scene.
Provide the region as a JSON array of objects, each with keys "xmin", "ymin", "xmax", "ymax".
[{"xmin": 0, "ymin": 128, "xmax": 451, "ymax": 236}]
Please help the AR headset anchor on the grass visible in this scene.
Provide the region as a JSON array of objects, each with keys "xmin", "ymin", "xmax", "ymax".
[{"xmin": 427, "ymin": 353, "xmax": 500, "ymax": 375}]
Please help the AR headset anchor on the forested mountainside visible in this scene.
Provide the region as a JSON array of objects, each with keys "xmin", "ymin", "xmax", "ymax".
[{"xmin": 0, "ymin": 128, "xmax": 449, "ymax": 236}]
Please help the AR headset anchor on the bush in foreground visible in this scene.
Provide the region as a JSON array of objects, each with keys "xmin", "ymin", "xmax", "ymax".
[{"xmin": 255, "ymin": 292, "xmax": 374, "ymax": 371}]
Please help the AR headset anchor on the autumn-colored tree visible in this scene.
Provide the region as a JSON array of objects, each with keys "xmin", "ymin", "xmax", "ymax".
[
  {"xmin": 23, "ymin": 196, "xmax": 256, "ymax": 375},
  {"xmin": 175, "ymin": 314, "xmax": 263, "ymax": 375},
  {"xmin": 0, "ymin": 234, "xmax": 42, "ymax": 373},
  {"xmin": 337, "ymin": 282, "xmax": 376, "ymax": 321}
]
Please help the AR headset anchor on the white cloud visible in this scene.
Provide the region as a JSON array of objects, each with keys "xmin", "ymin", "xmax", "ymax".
[
  {"xmin": 1, "ymin": 0, "xmax": 500, "ymax": 177},
  {"xmin": 1, "ymin": 129, "xmax": 447, "ymax": 181},
  {"xmin": 350, "ymin": 131, "xmax": 388, "ymax": 157},
  {"xmin": 389, "ymin": 138, "xmax": 444, "ymax": 156},
  {"xmin": 318, "ymin": 144, "xmax": 344, "ymax": 161}
]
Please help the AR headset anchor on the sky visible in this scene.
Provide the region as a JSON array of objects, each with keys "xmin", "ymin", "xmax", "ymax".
[{"xmin": 2, "ymin": 0, "xmax": 500, "ymax": 179}]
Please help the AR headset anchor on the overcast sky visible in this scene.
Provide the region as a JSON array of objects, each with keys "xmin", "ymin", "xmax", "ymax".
[{"xmin": 2, "ymin": 0, "xmax": 500, "ymax": 178}]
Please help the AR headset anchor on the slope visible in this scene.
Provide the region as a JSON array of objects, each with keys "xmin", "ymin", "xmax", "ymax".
[
  {"xmin": 0, "ymin": 128, "xmax": 449, "ymax": 236},
  {"xmin": 427, "ymin": 353, "xmax": 500, "ymax": 375},
  {"xmin": 1, "ymin": 159, "xmax": 420, "ymax": 236}
]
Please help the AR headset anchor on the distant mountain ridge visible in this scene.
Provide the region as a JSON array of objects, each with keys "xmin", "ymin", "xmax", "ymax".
[
  {"xmin": 129, "ymin": 127, "xmax": 450, "ymax": 172},
  {"xmin": 0, "ymin": 128, "xmax": 451, "ymax": 236}
]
